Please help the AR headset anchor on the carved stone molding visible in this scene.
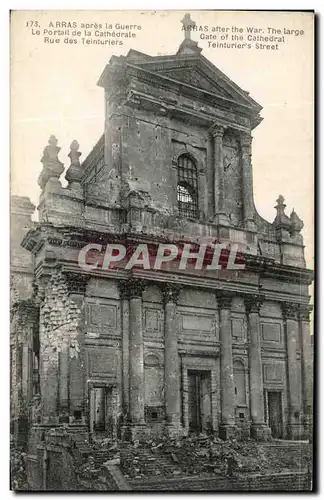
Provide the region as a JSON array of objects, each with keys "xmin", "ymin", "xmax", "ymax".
[
  {"xmin": 65, "ymin": 140, "xmax": 84, "ymax": 184},
  {"xmin": 216, "ymin": 290, "xmax": 235, "ymax": 310},
  {"xmin": 118, "ymin": 278, "xmax": 147, "ymax": 300},
  {"xmin": 64, "ymin": 273, "xmax": 90, "ymax": 294},
  {"xmin": 282, "ymin": 302, "xmax": 300, "ymax": 321},
  {"xmin": 210, "ymin": 123, "xmax": 225, "ymax": 138},
  {"xmin": 11, "ymin": 298, "xmax": 39, "ymax": 322},
  {"xmin": 299, "ymin": 304, "xmax": 313, "ymax": 322},
  {"xmin": 240, "ymin": 132, "xmax": 252, "ymax": 149},
  {"xmin": 161, "ymin": 283, "xmax": 181, "ymax": 305},
  {"xmin": 118, "ymin": 280, "xmax": 129, "ymax": 300},
  {"xmin": 33, "ymin": 276, "xmax": 48, "ymax": 304},
  {"xmin": 38, "ymin": 135, "xmax": 64, "ymax": 190},
  {"xmin": 244, "ymin": 294, "xmax": 265, "ymax": 315}
]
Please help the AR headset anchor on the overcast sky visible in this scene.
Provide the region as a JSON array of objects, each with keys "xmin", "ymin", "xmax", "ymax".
[{"xmin": 11, "ymin": 10, "xmax": 314, "ymax": 268}]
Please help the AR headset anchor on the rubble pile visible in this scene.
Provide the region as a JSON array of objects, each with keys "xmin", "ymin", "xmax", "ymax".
[
  {"xmin": 120, "ymin": 434, "xmax": 311, "ymax": 480},
  {"xmin": 10, "ymin": 441, "xmax": 28, "ymax": 491},
  {"xmin": 75, "ymin": 437, "xmax": 121, "ymax": 481}
]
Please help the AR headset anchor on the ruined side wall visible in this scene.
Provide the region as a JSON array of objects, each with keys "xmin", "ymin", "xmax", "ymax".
[{"xmin": 38, "ymin": 269, "xmax": 86, "ymax": 422}]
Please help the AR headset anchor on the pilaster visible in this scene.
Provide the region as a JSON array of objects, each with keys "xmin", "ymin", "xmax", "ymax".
[
  {"xmin": 118, "ymin": 281, "xmax": 130, "ymax": 421},
  {"xmin": 64, "ymin": 272, "xmax": 89, "ymax": 423},
  {"xmin": 198, "ymin": 168, "xmax": 208, "ymax": 220},
  {"xmin": 125, "ymin": 279, "xmax": 146, "ymax": 435},
  {"xmin": 245, "ymin": 295, "xmax": 271, "ymax": 440},
  {"xmin": 282, "ymin": 302, "xmax": 303, "ymax": 440},
  {"xmin": 217, "ymin": 291, "xmax": 236, "ymax": 439},
  {"xmin": 161, "ymin": 284, "xmax": 182, "ymax": 437},
  {"xmin": 210, "ymin": 124, "xmax": 229, "ymax": 226},
  {"xmin": 58, "ymin": 343, "xmax": 70, "ymax": 423},
  {"xmin": 299, "ymin": 304, "xmax": 313, "ymax": 438},
  {"xmin": 240, "ymin": 133, "xmax": 256, "ymax": 231}
]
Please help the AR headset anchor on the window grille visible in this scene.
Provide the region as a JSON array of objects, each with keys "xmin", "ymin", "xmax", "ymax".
[{"xmin": 176, "ymin": 154, "xmax": 198, "ymax": 219}]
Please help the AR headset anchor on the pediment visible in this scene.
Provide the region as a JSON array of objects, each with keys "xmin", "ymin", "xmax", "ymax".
[
  {"xmin": 158, "ymin": 66, "xmax": 235, "ymax": 100},
  {"xmin": 126, "ymin": 53, "xmax": 261, "ymax": 111}
]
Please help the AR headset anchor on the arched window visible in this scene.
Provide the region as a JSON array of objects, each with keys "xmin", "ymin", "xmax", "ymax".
[{"xmin": 176, "ymin": 154, "xmax": 198, "ymax": 219}]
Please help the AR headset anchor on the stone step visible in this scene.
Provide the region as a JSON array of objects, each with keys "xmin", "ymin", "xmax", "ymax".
[{"xmin": 130, "ymin": 473, "xmax": 310, "ymax": 492}]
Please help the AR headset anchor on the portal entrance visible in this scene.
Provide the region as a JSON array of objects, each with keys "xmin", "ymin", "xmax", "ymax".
[
  {"xmin": 187, "ymin": 370, "xmax": 211, "ymax": 433},
  {"xmin": 88, "ymin": 384, "xmax": 118, "ymax": 437},
  {"xmin": 267, "ymin": 391, "xmax": 283, "ymax": 438},
  {"xmin": 90, "ymin": 387, "xmax": 106, "ymax": 432}
]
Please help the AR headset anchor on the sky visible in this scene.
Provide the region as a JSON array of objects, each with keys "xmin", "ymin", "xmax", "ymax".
[{"xmin": 10, "ymin": 10, "xmax": 314, "ymax": 268}]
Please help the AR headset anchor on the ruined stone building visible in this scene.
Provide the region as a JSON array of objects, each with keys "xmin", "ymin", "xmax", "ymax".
[{"xmin": 11, "ymin": 21, "xmax": 313, "ymax": 448}]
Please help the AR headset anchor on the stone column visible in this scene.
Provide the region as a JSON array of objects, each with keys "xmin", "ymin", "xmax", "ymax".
[
  {"xmin": 240, "ymin": 132, "xmax": 255, "ymax": 231},
  {"xmin": 35, "ymin": 276, "xmax": 58, "ymax": 424},
  {"xmin": 282, "ymin": 302, "xmax": 303, "ymax": 439},
  {"xmin": 245, "ymin": 295, "xmax": 271, "ymax": 440},
  {"xmin": 299, "ymin": 304, "xmax": 313, "ymax": 438},
  {"xmin": 38, "ymin": 280, "xmax": 59, "ymax": 424},
  {"xmin": 217, "ymin": 292, "xmax": 236, "ymax": 439},
  {"xmin": 118, "ymin": 282, "xmax": 130, "ymax": 421},
  {"xmin": 65, "ymin": 274, "xmax": 89, "ymax": 423},
  {"xmin": 58, "ymin": 343, "xmax": 70, "ymax": 423},
  {"xmin": 41, "ymin": 345, "xmax": 59, "ymax": 423},
  {"xmin": 210, "ymin": 124, "xmax": 228, "ymax": 225},
  {"xmin": 128, "ymin": 279, "xmax": 146, "ymax": 437},
  {"xmin": 162, "ymin": 284, "xmax": 181, "ymax": 436}
]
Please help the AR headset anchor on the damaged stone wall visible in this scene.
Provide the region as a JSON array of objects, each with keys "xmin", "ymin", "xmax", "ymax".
[
  {"xmin": 10, "ymin": 298, "xmax": 39, "ymax": 444},
  {"xmin": 38, "ymin": 268, "xmax": 87, "ymax": 422},
  {"xmin": 10, "ymin": 195, "xmax": 37, "ymax": 439}
]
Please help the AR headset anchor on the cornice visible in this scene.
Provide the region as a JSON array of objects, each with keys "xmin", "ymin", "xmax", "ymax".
[
  {"xmin": 24, "ymin": 224, "xmax": 313, "ymax": 293},
  {"xmin": 243, "ymin": 253, "xmax": 313, "ymax": 285},
  {"xmin": 125, "ymin": 89, "xmax": 251, "ymax": 132},
  {"xmin": 33, "ymin": 260, "xmax": 311, "ymax": 309}
]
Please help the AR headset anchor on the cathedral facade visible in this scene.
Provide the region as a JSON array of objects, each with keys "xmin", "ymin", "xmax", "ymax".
[{"xmin": 11, "ymin": 27, "xmax": 313, "ymax": 446}]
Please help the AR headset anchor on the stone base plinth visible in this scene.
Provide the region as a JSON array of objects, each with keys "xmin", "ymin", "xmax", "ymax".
[
  {"xmin": 288, "ymin": 422, "xmax": 305, "ymax": 440},
  {"xmin": 219, "ymin": 424, "xmax": 237, "ymax": 440},
  {"xmin": 214, "ymin": 213, "xmax": 230, "ymax": 226},
  {"xmin": 250, "ymin": 423, "xmax": 272, "ymax": 441}
]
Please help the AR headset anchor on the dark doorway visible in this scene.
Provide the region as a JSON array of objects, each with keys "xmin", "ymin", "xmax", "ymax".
[
  {"xmin": 267, "ymin": 391, "xmax": 283, "ymax": 438},
  {"xmin": 188, "ymin": 371, "xmax": 211, "ymax": 433},
  {"xmin": 90, "ymin": 387, "xmax": 106, "ymax": 432}
]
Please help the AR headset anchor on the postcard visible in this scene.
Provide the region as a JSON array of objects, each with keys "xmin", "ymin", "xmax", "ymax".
[{"xmin": 10, "ymin": 10, "xmax": 314, "ymax": 492}]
